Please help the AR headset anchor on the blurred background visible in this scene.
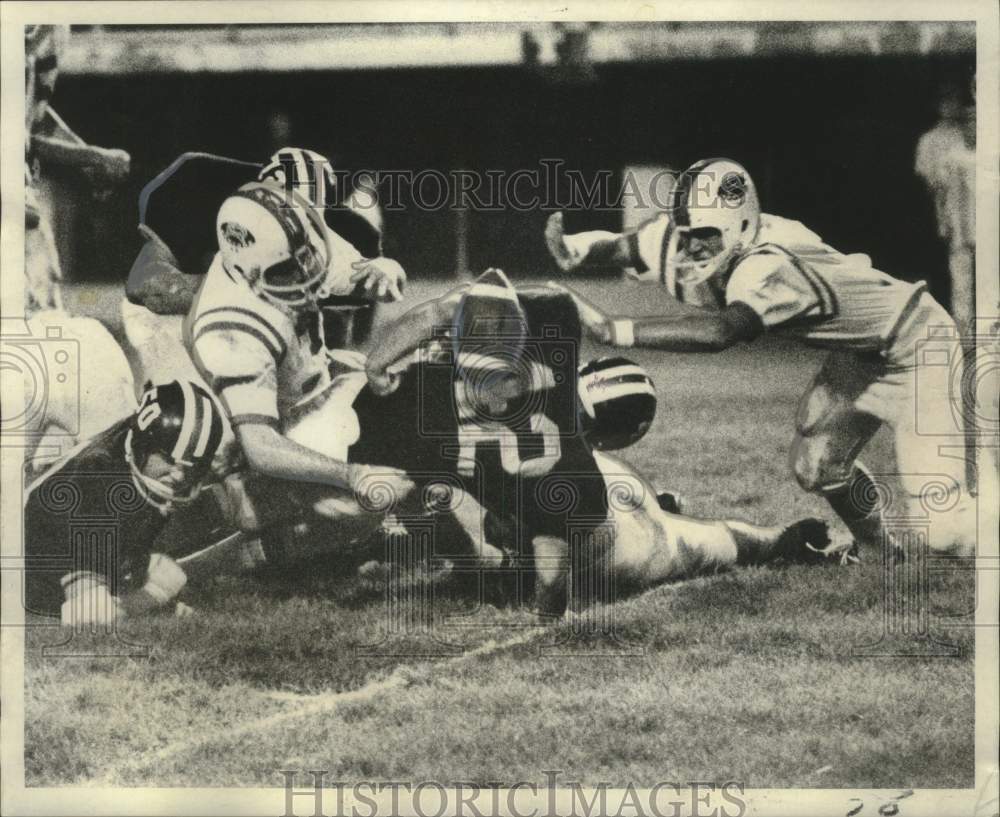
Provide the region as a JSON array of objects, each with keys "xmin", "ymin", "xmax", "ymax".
[{"xmin": 49, "ymin": 21, "xmax": 975, "ymax": 309}]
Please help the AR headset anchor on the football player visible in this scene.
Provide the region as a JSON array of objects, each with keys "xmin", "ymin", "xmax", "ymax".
[
  {"xmin": 20, "ymin": 308, "xmax": 138, "ymax": 477},
  {"xmin": 545, "ymin": 157, "xmax": 977, "ymax": 557},
  {"xmin": 184, "ymin": 180, "xmax": 414, "ymax": 532},
  {"xmin": 353, "ymin": 269, "xmax": 845, "ymax": 615},
  {"xmin": 25, "ymin": 24, "xmax": 130, "ymax": 316},
  {"xmin": 23, "ymin": 380, "xmax": 225, "ymax": 626},
  {"xmin": 122, "ymin": 147, "xmax": 401, "ymax": 386}
]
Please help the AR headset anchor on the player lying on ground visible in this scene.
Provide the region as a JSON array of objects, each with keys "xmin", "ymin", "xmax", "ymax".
[
  {"xmin": 121, "ymin": 147, "xmax": 401, "ymax": 385},
  {"xmin": 353, "ymin": 268, "xmax": 850, "ymax": 615},
  {"xmin": 545, "ymin": 158, "xmax": 976, "ymax": 558},
  {"xmin": 23, "ymin": 381, "xmax": 225, "ymax": 627}
]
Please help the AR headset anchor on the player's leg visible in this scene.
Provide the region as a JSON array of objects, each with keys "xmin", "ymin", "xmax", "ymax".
[
  {"xmin": 23, "ymin": 312, "xmax": 137, "ymax": 473},
  {"xmin": 24, "ymin": 189, "xmax": 63, "ymax": 314},
  {"xmin": 881, "ymin": 299, "xmax": 976, "ymax": 556},
  {"xmin": 119, "ymin": 298, "xmax": 196, "ymax": 388},
  {"xmin": 593, "ymin": 452, "xmax": 841, "ymax": 591},
  {"xmin": 790, "ymin": 352, "xmax": 889, "ymax": 551}
]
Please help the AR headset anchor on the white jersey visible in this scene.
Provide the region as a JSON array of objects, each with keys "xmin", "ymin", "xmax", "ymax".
[
  {"xmin": 183, "ymin": 254, "xmax": 329, "ymax": 429},
  {"xmin": 633, "ymin": 212, "xmax": 927, "ymax": 355}
]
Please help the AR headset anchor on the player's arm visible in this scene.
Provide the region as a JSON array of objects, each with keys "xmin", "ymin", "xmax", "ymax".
[
  {"xmin": 31, "ymin": 107, "xmax": 131, "ymax": 186},
  {"xmin": 545, "ymin": 212, "xmax": 637, "ymax": 271},
  {"xmin": 551, "ymin": 282, "xmax": 763, "ymax": 352},
  {"xmin": 236, "ymin": 422, "xmax": 369, "ymax": 491},
  {"xmin": 125, "ymin": 233, "xmax": 202, "ymax": 314},
  {"xmin": 364, "ymin": 284, "xmax": 469, "ymax": 394}
]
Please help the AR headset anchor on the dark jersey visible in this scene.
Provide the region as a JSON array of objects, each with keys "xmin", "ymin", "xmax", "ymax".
[
  {"xmin": 348, "ymin": 290, "xmax": 608, "ymax": 553},
  {"xmin": 23, "ymin": 418, "xmax": 167, "ymax": 617}
]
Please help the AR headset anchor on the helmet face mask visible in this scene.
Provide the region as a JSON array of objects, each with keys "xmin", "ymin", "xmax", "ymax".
[
  {"xmin": 126, "ymin": 381, "xmax": 225, "ymax": 514},
  {"xmin": 125, "ymin": 433, "xmax": 205, "ymax": 512}
]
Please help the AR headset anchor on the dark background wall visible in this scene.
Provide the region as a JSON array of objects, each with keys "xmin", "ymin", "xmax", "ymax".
[{"xmin": 55, "ymin": 54, "xmax": 973, "ymax": 306}]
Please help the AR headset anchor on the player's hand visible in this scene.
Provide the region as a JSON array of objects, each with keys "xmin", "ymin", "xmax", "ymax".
[
  {"xmin": 365, "ymin": 363, "xmax": 401, "ymax": 397},
  {"xmin": 143, "ymin": 553, "xmax": 188, "ymax": 605},
  {"xmin": 546, "ymin": 281, "xmax": 614, "ymax": 344},
  {"xmin": 349, "ymin": 464, "xmax": 416, "ymax": 512},
  {"xmin": 545, "ymin": 211, "xmax": 583, "ymax": 272},
  {"xmin": 350, "ymin": 257, "xmax": 406, "ymax": 302}
]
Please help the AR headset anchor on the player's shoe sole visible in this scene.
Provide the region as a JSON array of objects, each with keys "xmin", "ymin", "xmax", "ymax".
[
  {"xmin": 778, "ymin": 518, "xmax": 861, "ymax": 566},
  {"xmin": 656, "ymin": 490, "xmax": 685, "ymax": 515}
]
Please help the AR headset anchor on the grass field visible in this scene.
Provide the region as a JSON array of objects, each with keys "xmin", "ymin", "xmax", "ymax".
[{"xmin": 22, "ymin": 279, "xmax": 976, "ymax": 789}]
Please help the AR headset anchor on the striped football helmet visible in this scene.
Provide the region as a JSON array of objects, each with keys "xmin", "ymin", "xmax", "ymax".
[
  {"xmin": 452, "ymin": 268, "xmax": 529, "ymax": 379},
  {"xmin": 216, "ymin": 181, "xmax": 331, "ymax": 310},
  {"xmin": 577, "ymin": 357, "xmax": 657, "ymax": 450},
  {"xmin": 125, "ymin": 380, "xmax": 226, "ymax": 511},
  {"xmin": 258, "ymin": 146, "xmax": 337, "ymax": 209},
  {"xmin": 665, "ymin": 158, "xmax": 761, "ymax": 290}
]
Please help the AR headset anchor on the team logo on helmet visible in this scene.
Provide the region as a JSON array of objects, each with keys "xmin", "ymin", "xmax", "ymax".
[
  {"xmin": 718, "ymin": 172, "xmax": 747, "ymax": 205},
  {"xmin": 221, "ymin": 221, "xmax": 255, "ymax": 249}
]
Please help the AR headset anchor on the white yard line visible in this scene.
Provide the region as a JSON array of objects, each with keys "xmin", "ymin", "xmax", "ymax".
[{"xmin": 90, "ymin": 629, "xmax": 543, "ymax": 786}]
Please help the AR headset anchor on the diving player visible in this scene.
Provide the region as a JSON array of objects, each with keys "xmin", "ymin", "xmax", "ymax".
[
  {"xmin": 353, "ymin": 269, "xmax": 846, "ymax": 614},
  {"xmin": 23, "ymin": 381, "xmax": 225, "ymax": 626},
  {"xmin": 545, "ymin": 157, "xmax": 977, "ymax": 557}
]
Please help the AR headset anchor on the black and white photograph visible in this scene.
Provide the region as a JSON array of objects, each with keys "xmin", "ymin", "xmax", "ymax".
[{"xmin": 1, "ymin": 3, "xmax": 997, "ymax": 816}]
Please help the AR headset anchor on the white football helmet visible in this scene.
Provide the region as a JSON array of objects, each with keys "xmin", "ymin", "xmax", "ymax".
[
  {"xmin": 216, "ymin": 181, "xmax": 331, "ymax": 310},
  {"xmin": 665, "ymin": 158, "xmax": 761, "ymax": 289},
  {"xmin": 258, "ymin": 147, "xmax": 337, "ymax": 209}
]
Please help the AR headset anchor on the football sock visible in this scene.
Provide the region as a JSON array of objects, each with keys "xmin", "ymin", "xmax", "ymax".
[{"xmin": 822, "ymin": 464, "xmax": 890, "ymax": 550}]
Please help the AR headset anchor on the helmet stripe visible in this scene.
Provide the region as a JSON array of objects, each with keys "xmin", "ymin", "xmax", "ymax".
[
  {"xmin": 587, "ymin": 381, "xmax": 656, "ymax": 404},
  {"xmin": 192, "ymin": 394, "xmax": 214, "ymax": 459},
  {"xmin": 466, "ymin": 282, "xmax": 520, "ymax": 303},
  {"xmin": 172, "ymin": 379, "xmax": 197, "ymax": 463},
  {"xmin": 293, "ymin": 150, "xmax": 310, "ymax": 195},
  {"xmin": 581, "ymin": 363, "xmax": 649, "ymax": 380}
]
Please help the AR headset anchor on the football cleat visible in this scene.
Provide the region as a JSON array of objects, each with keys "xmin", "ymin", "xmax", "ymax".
[
  {"xmin": 776, "ymin": 518, "xmax": 860, "ymax": 566},
  {"xmin": 656, "ymin": 490, "xmax": 686, "ymax": 515}
]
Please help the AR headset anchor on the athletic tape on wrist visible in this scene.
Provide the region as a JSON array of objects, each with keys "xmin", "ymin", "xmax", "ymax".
[
  {"xmin": 612, "ymin": 319, "xmax": 635, "ymax": 348},
  {"xmin": 143, "ymin": 581, "xmax": 173, "ymax": 606}
]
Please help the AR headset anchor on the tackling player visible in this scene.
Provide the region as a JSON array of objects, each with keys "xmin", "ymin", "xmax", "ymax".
[
  {"xmin": 122, "ymin": 147, "xmax": 402, "ymax": 385},
  {"xmin": 24, "ymin": 381, "xmax": 224, "ymax": 626},
  {"xmin": 545, "ymin": 157, "xmax": 976, "ymax": 557},
  {"xmin": 184, "ymin": 180, "xmax": 414, "ymax": 531},
  {"xmin": 355, "ymin": 269, "xmax": 846, "ymax": 614}
]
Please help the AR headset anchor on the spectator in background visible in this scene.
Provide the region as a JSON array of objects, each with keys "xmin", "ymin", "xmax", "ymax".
[{"xmin": 915, "ymin": 78, "xmax": 976, "ymax": 336}]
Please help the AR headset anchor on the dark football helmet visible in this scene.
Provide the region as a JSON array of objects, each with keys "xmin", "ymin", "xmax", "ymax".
[
  {"xmin": 577, "ymin": 357, "xmax": 657, "ymax": 450},
  {"xmin": 125, "ymin": 380, "xmax": 226, "ymax": 511}
]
